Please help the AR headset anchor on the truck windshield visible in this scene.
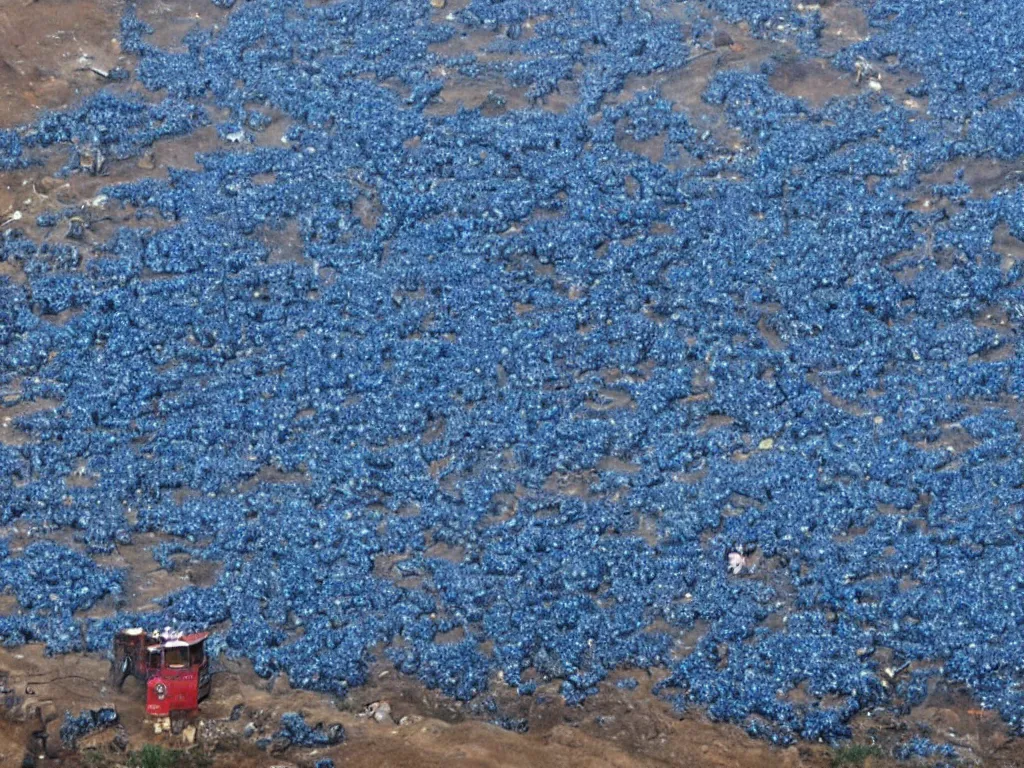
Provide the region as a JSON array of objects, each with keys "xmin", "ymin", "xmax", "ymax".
[{"xmin": 164, "ymin": 646, "xmax": 189, "ymax": 668}]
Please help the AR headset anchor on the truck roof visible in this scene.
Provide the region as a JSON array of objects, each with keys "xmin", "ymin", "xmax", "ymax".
[{"xmin": 146, "ymin": 631, "xmax": 209, "ymax": 651}]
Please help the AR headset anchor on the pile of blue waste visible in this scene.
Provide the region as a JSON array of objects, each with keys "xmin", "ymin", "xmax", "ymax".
[
  {"xmin": 270, "ymin": 712, "xmax": 345, "ymax": 749},
  {"xmin": 3, "ymin": 0, "xmax": 1024, "ymax": 756},
  {"xmin": 60, "ymin": 707, "xmax": 119, "ymax": 748}
]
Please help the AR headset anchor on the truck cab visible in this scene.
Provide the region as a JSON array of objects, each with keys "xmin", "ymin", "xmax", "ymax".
[{"xmin": 112, "ymin": 628, "xmax": 211, "ymax": 717}]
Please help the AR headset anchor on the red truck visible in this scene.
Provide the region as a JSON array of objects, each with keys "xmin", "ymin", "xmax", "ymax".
[{"xmin": 111, "ymin": 628, "xmax": 212, "ymax": 717}]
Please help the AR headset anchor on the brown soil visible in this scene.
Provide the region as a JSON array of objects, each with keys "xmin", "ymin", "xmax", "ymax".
[
  {"xmin": 0, "ymin": 0, "xmax": 124, "ymax": 128},
  {"xmin": 1, "ymin": 639, "xmax": 1020, "ymax": 767}
]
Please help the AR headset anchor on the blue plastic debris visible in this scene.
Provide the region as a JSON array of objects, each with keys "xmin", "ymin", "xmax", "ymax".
[
  {"xmin": 1, "ymin": 0, "xmax": 1024, "ymax": 755},
  {"xmin": 272, "ymin": 712, "xmax": 345, "ymax": 748},
  {"xmin": 0, "ymin": 542, "xmax": 123, "ymax": 620},
  {"xmin": 60, "ymin": 707, "xmax": 119, "ymax": 748}
]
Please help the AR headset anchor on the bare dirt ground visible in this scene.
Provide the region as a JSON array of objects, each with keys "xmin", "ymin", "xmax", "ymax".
[
  {"xmin": 3, "ymin": 1, "xmax": 1024, "ymax": 767},
  {"xmin": 0, "ymin": 627, "xmax": 1020, "ymax": 768}
]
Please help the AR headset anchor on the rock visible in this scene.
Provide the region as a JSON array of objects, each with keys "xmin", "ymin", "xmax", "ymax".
[
  {"xmin": 243, "ymin": 722, "xmax": 258, "ymax": 738},
  {"xmin": 369, "ymin": 701, "xmax": 393, "ymax": 723},
  {"xmin": 112, "ymin": 730, "xmax": 130, "ymax": 752},
  {"xmin": 430, "ymin": 0, "xmax": 446, "ymax": 7},
  {"xmin": 268, "ymin": 735, "xmax": 292, "ymax": 754},
  {"xmin": 182, "ymin": 725, "xmax": 197, "ymax": 745},
  {"xmin": 36, "ymin": 177, "xmax": 61, "ymax": 194},
  {"xmin": 713, "ymin": 30, "xmax": 734, "ymax": 47},
  {"xmin": 229, "ymin": 703, "xmax": 245, "ymax": 721}
]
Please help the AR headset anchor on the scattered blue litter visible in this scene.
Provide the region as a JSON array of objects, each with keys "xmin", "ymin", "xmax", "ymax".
[
  {"xmin": 494, "ymin": 716, "xmax": 529, "ymax": 733},
  {"xmin": 893, "ymin": 737, "xmax": 959, "ymax": 761},
  {"xmin": 1, "ymin": 0, "xmax": 1024, "ymax": 755},
  {"xmin": 273, "ymin": 712, "xmax": 345, "ymax": 748},
  {"xmin": 0, "ymin": 542, "xmax": 122, "ymax": 616},
  {"xmin": 60, "ymin": 707, "xmax": 119, "ymax": 748}
]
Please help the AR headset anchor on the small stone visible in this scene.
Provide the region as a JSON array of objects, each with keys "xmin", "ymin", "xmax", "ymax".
[
  {"xmin": 137, "ymin": 152, "xmax": 156, "ymax": 170},
  {"xmin": 372, "ymin": 701, "xmax": 393, "ymax": 724},
  {"xmin": 713, "ymin": 30, "xmax": 734, "ymax": 47},
  {"xmin": 269, "ymin": 735, "xmax": 292, "ymax": 754},
  {"xmin": 430, "ymin": 0, "xmax": 446, "ymax": 7},
  {"xmin": 182, "ymin": 725, "xmax": 197, "ymax": 745},
  {"xmin": 758, "ymin": 438, "xmax": 774, "ymax": 450}
]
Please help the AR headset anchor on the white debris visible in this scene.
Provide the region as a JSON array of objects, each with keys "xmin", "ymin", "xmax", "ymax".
[{"xmin": 728, "ymin": 552, "xmax": 747, "ymax": 575}]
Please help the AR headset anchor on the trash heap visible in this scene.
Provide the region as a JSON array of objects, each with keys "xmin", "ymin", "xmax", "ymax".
[
  {"xmin": 271, "ymin": 712, "xmax": 345, "ymax": 749},
  {"xmin": 2, "ymin": 0, "xmax": 1024, "ymax": 754},
  {"xmin": 0, "ymin": 541, "xmax": 123, "ymax": 652},
  {"xmin": 60, "ymin": 707, "xmax": 119, "ymax": 749}
]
